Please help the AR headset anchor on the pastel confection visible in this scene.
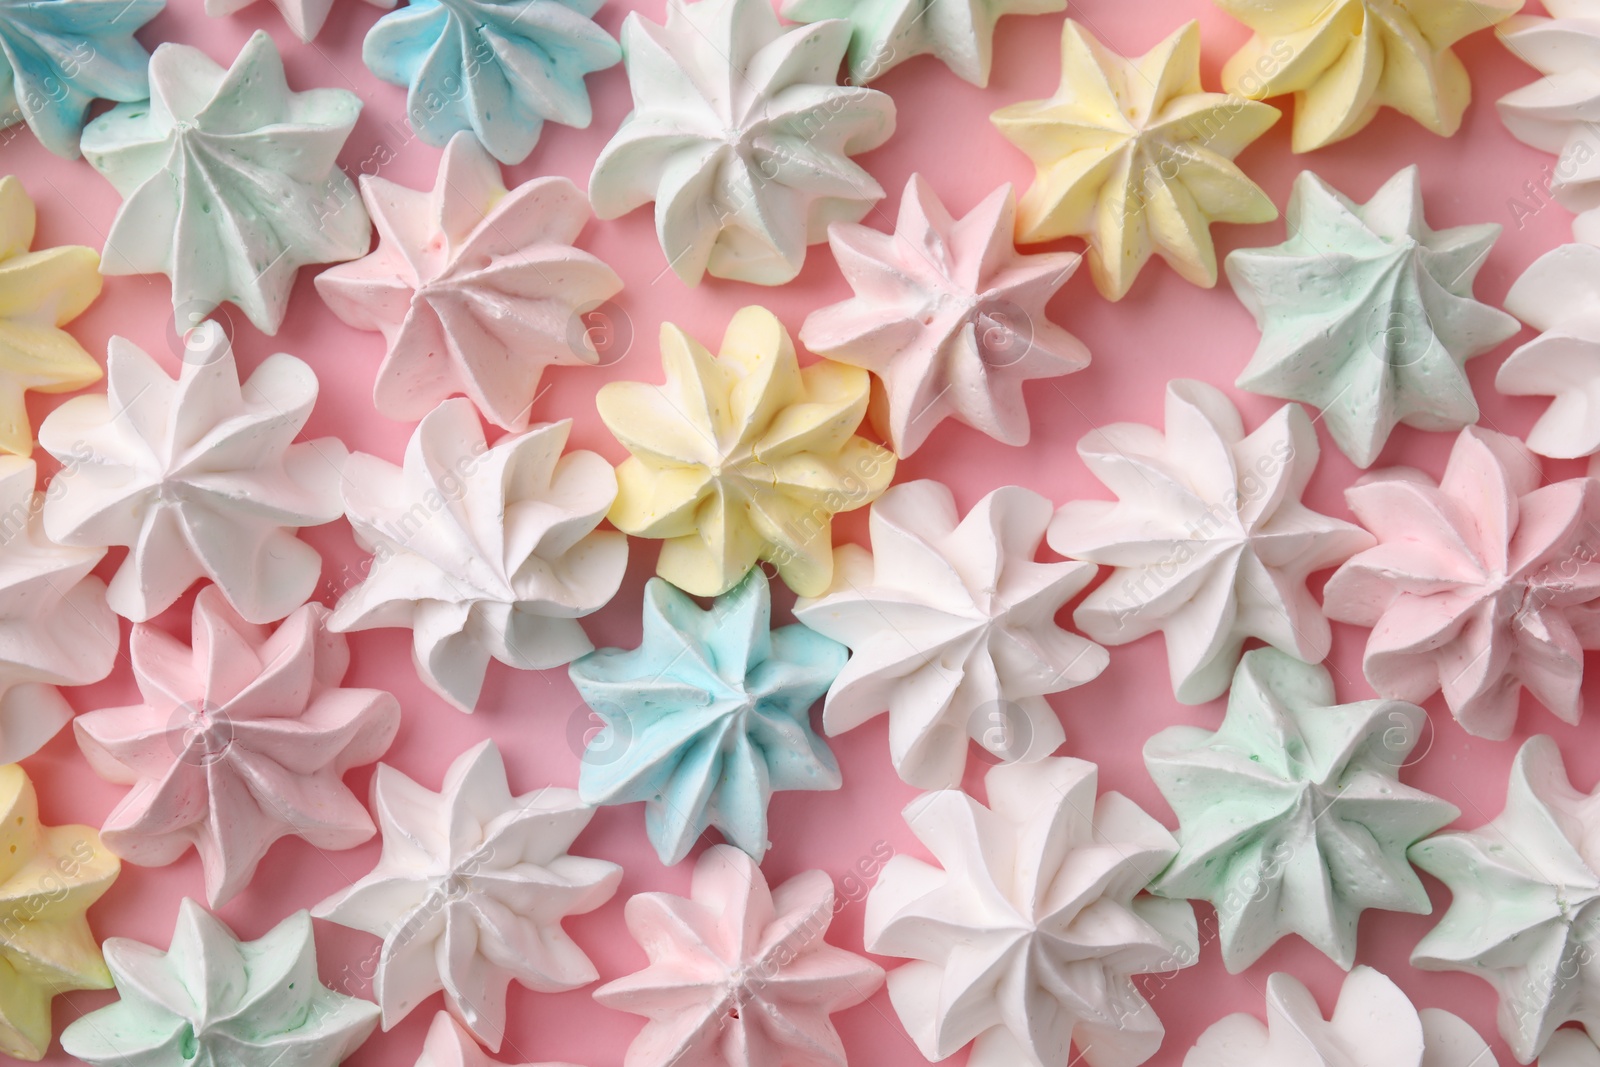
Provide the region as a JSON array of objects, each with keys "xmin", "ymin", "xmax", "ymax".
[
  {"xmin": 74, "ymin": 585, "xmax": 401, "ymax": 907},
  {"xmin": 1146, "ymin": 648, "xmax": 1458, "ymax": 972},
  {"xmin": 363, "ymin": 0, "xmax": 618, "ymax": 165},
  {"xmin": 1410, "ymin": 735, "xmax": 1600, "ymax": 1062},
  {"xmin": 1323, "ymin": 426, "xmax": 1600, "ymax": 740},
  {"xmin": 1543, "ymin": 1031, "xmax": 1600, "ymax": 1066},
  {"xmin": 1228, "ymin": 166, "xmax": 1518, "ymax": 468},
  {"xmin": 38, "ymin": 325, "xmax": 346, "ymax": 625},
  {"xmin": 793, "ymin": 479, "xmax": 1108, "ymax": 789},
  {"xmin": 568, "ymin": 569, "xmax": 844, "ymax": 866},
  {"xmin": 0, "ymin": 764, "xmax": 119, "ymax": 1061},
  {"xmin": 0, "ymin": 177, "xmax": 102, "ymax": 456},
  {"xmin": 0, "ymin": 456, "xmax": 116, "ymax": 765},
  {"xmin": 991, "ymin": 20, "xmax": 1278, "ymax": 300},
  {"xmin": 1216, "ymin": 0, "xmax": 1522, "ymax": 152},
  {"xmin": 1185, "ymin": 967, "xmax": 1497, "ymax": 1067},
  {"xmin": 330, "ymin": 398, "xmax": 627, "ymax": 713},
  {"xmin": 594, "ymin": 844, "xmax": 884, "ymax": 1067},
  {"xmin": 1049, "ymin": 379, "xmax": 1372, "ymax": 705},
  {"xmin": 597, "ymin": 306, "xmax": 895, "ymax": 598},
  {"xmin": 779, "ymin": 0, "xmax": 1063, "ymax": 85},
  {"xmin": 82, "ymin": 32, "xmax": 371, "ymax": 336},
  {"xmin": 208, "ymin": 0, "xmax": 391, "ymax": 41},
  {"xmin": 0, "ymin": 0, "xmax": 162, "ymax": 157},
  {"xmin": 1496, "ymin": 244, "xmax": 1600, "ymax": 458},
  {"xmin": 865, "ymin": 757, "xmax": 1198, "ymax": 1067},
  {"xmin": 588, "ymin": 0, "xmax": 895, "ymax": 286},
  {"xmin": 317, "ymin": 133, "xmax": 623, "ymax": 432},
  {"xmin": 62, "ymin": 899, "xmax": 380, "ymax": 1067},
  {"xmin": 800, "ymin": 176, "xmax": 1089, "ymax": 457},
  {"xmin": 314, "ymin": 740, "xmax": 620, "ymax": 1049},
  {"xmin": 415, "ymin": 1012, "xmax": 584, "ymax": 1067}
]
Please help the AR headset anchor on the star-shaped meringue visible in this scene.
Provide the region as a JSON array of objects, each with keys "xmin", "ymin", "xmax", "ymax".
[
  {"xmin": 1410, "ymin": 735, "xmax": 1600, "ymax": 1062},
  {"xmin": 314, "ymin": 740, "xmax": 621, "ymax": 1050},
  {"xmin": 866, "ymin": 757, "xmax": 1197, "ymax": 1067},
  {"xmin": 1049, "ymin": 379, "xmax": 1373, "ymax": 705},
  {"xmin": 63, "ymin": 900, "xmax": 380, "ymax": 1067},
  {"xmin": 208, "ymin": 0, "xmax": 392, "ymax": 42},
  {"xmin": 416, "ymin": 1012, "xmax": 583, "ymax": 1067},
  {"xmin": 1543, "ymin": 1030, "xmax": 1600, "ymax": 1066},
  {"xmin": 81, "ymin": 32, "xmax": 371, "ymax": 336},
  {"xmin": 38, "ymin": 325, "xmax": 346, "ymax": 625},
  {"xmin": 1146, "ymin": 648, "xmax": 1457, "ymax": 972},
  {"xmin": 0, "ymin": 176, "xmax": 102, "ymax": 456},
  {"xmin": 799, "ymin": 176, "xmax": 1088, "ymax": 457},
  {"xmin": 794, "ymin": 479, "xmax": 1107, "ymax": 789},
  {"xmin": 569, "ymin": 569, "xmax": 844, "ymax": 866},
  {"xmin": 1496, "ymin": 243, "xmax": 1600, "ymax": 458},
  {"xmin": 595, "ymin": 844, "xmax": 883, "ymax": 1067},
  {"xmin": 1218, "ymin": 0, "xmax": 1522, "ymax": 153},
  {"xmin": 74, "ymin": 585, "xmax": 400, "ymax": 908},
  {"xmin": 1229, "ymin": 166, "xmax": 1519, "ymax": 468},
  {"xmin": 588, "ymin": 0, "xmax": 896, "ymax": 286},
  {"xmin": 0, "ymin": 764, "xmax": 119, "ymax": 1061},
  {"xmin": 597, "ymin": 305, "xmax": 895, "ymax": 598},
  {"xmin": 318, "ymin": 133, "xmax": 623, "ymax": 432},
  {"xmin": 990, "ymin": 20, "xmax": 1279, "ymax": 301},
  {"xmin": 330, "ymin": 398, "xmax": 627, "ymax": 713}
]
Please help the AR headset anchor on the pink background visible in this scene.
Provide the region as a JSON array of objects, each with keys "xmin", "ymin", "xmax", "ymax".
[{"xmin": 10, "ymin": 0, "xmax": 1586, "ymax": 1063}]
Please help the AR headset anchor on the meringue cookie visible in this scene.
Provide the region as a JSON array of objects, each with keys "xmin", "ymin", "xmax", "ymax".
[
  {"xmin": 1411, "ymin": 735, "xmax": 1600, "ymax": 1062},
  {"xmin": 416, "ymin": 1012, "xmax": 583, "ymax": 1067},
  {"xmin": 314, "ymin": 740, "xmax": 620, "ymax": 1049},
  {"xmin": 793, "ymin": 480, "xmax": 1108, "ymax": 789},
  {"xmin": 1146, "ymin": 648, "xmax": 1457, "ymax": 972},
  {"xmin": 330, "ymin": 398, "xmax": 626, "ymax": 713},
  {"xmin": 595, "ymin": 845, "xmax": 883, "ymax": 1067},
  {"xmin": 1229, "ymin": 167, "xmax": 1519, "ymax": 468},
  {"xmin": 1497, "ymin": 244, "xmax": 1600, "ymax": 458},
  {"xmin": 317, "ymin": 133, "xmax": 623, "ymax": 432},
  {"xmin": 0, "ymin": 0, "xmax": 162, "ymax": 158},
  {"xmin": 0, "ymin": 456, "xmax": 116, "ymax": 765},
  {"xmin": 363, "ymin": 0, "xmax": 618, "ymax": 165},
  {"xmin": 63, "ymin": 899, "xmax": 380, "ymax": 1067},
  {"xmin": 0, "ymin": 176, "xmax": 102, "ymax": 456},
  {"xmin": 74, "ymin": 585, "xmax": 400, "ymax": 908},
  {"xmin": 597, "ymin": 306, "xmax": 895, "ymax": 598},
  {"xmin": 1217, "ymin": 0, "xmax": 1522, "ymax": 152},
  {"xmin": 588, "ymin": 0, "xmax": 895, "ymax": 286},
  {"xmin": 1049, "ymin": 379, "xmax": 1373, "ymax": 705},
  {"xmin": 1543, "ymin": 1030, "xmax": 1600, "ymax": 1066},
  {"xmin": 569, "ymin": 569, "xmax": 844, "ymax": 866},
  {"xmin": 1323, "ymin": 426, "xmax": 1600, "ymax": 739},
  {"xmin": 1185, "ymin": 967, "xmax": 1498, "ymax": 1067},
  {"xmin": 0, "ymin": 763, "xmax": 119, "ymax": 1061},
  {"xmin": 208, "ymin": 0, "xmax": 391, "ymax": 42},
  {"xmin": 866, "ymin": 757, "xmax": 1198, "ymax": 1067},
  {"xmin": 82, "ymin": 32, "xmax": 370, "ymax": 336},
  {"xmin": 991, "ymin": 20, "xmax": 1279, "ymax": 300},
  {"xmin": 779, "ymin": 0, "xmax": 1063, "ymax": 85},
  {"xmin": 800, "ymin": 176, "xmax": 1089, "ymax": 457},
  {"xmin": 39, "ymin": 326, "xmax": 345, "ymax": 625}
]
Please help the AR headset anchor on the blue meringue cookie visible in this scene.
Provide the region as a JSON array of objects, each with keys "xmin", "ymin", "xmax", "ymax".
[
  {"xmin": 363, "ymin": 0, "xmax": 619, "ymax": 165},
  {"xmin": 568, "ymin": 569, "xmax": 844, "ymax": 866}
]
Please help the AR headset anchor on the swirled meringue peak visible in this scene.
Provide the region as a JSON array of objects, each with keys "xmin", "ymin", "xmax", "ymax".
[
  {"xmin": 317, "ymin": 133, "xmax": 623, "ymax": 432},
  {"xmin": 330, "ymin": 398, "xmax": 627, "ymax": 713},
  {"xmin": 363, "ymin": 0, "xmax": 618, "ymax": 164},
  {"xmin": 588, "ymin": 0, "xmax": 895, "ymax": 286},
  {"xmin": 1497, "ymin": 243, "xmax": 1600, "ymax": 458},
  {"xmin": 866, "ymin": 757, "xmax": 1198, "ymax": 1067},
  {"xmin": 1186, "ymin": 967, "xmax": 1497, "ymax": 1067},
  {"xmin": 1323, "ymin": 426, "xmax": 1600, "ymax": 739},
  {"xmin": 1049, "ymin": 379, "xmax": 1373, "ymax": 705},
  {"xmin": 82, "ymin": 31, "xmax": 370, "ymax": 335}
]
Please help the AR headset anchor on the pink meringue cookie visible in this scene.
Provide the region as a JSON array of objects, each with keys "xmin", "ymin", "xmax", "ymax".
[
  {"xmin": 74, "ymin": 584, "xmax": 401, "ymax": 907},
  {"xmin": 1324, "ymin": 426, "xmax": 1600, "ymax": 739},
  {"xmin": 415, "ymin": 1012, "xmax": 582, "ymax": 1067},
  {"xmin": 594, "ymin": 844, "xmax": 884, "ymax": 1067}
]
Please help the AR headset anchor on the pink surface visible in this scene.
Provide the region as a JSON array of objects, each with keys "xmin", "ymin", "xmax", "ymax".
[{"xmin": 9, "ymin": 0, "xmax": 1583, "ymax": 1064}]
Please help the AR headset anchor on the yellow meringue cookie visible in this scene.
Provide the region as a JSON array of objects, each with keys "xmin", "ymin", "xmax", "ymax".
[
  {"xmin": 992, "ymin": 20, "xmax": 1279, "ymax": 301},
  {"xmin": 597, "ymin": 307, "xmax": 895, "ymax": 598},
  {"xmin": 1217, "ymin": 0, "xmax": 1522, "ymax": 153},
  {"xmin": 0, "ymin": 763, "xmax": 119, "ymax": 1061},
  {"xmin": 0, "ymin": 177, "xmax": 102, "ymax": 457}
]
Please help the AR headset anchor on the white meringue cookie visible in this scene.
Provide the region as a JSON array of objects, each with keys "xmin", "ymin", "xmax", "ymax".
[
  {"xmin": 1497, "ymin": 243, "xmax": 1600, "ymax": 458},
  {"xmin": 1543, "ymin": 1030, "xmax": 1600, "ymax": 1066}
]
